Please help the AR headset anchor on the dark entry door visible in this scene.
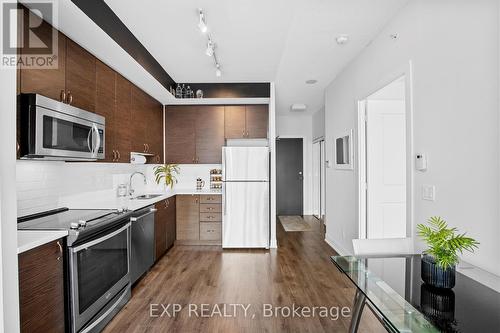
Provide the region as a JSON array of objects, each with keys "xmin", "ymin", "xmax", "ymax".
[{"xmin": 277, "ymin": 138, "xmax": 303, "ymax": 215}]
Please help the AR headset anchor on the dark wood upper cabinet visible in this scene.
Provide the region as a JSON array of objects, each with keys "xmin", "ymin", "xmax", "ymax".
[
  {"xmin": 145, "ymin": 96, "xmax": 164, "ymax": 163},
  {"xmin": 195, "ymin": 106, "xmax": 225, "ymax": 163},
  {"xmin": 19, "ymin": 8, "xmax": 66, "ymax": 102},
  {"xmin": 165, "ymin": 106, "xmax": 196, "ymax": 164},
  {"xmin": 246, "ymin": 105, "xmax": 269, "ymax": 138},
  {"xmin": 114, "ymin": 75, "xmax": 132, "ymax": 163},
  {"xmin": 224, "ymin": 106, "xmax": 246, "ymax": 139},
  {"xmin": 19, "ymin": 239, "xmax": 65, "ymax": 333},
  {"xmin": 65, "ymin": 39, "xmax": 96, "ymax": 112},
  {"xmin": 131, "ymin": 86, "xmax": 148, "ymax": 153},
  {"xmin": 95, "ymin": 60, "xmax": 116, "ymax": 162}
]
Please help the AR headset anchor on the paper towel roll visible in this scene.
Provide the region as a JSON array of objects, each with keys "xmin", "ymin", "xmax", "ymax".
[{"xmin": 130, "ymin": 153, "xmax": 146, "ymax": 164}]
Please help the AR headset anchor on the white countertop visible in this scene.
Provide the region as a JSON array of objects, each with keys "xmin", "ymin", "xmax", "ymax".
[
  {"xmin": 17, "ymin": 187, "xmax": 221, "ymax": 254},
  {"xmin": 60, "ymin": 188, "xmax": 222, "ymax": 211},
  {"xmin": 18, "ymin": 230, "xmax": 69, "ymax": 254}
]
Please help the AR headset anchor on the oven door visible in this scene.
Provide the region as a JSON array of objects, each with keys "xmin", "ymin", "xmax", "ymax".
[
  {"xmin": 69, "ymin": 223, "xmax": 130, "ymax": 333},
  {"xmin": 34, "ymin": 106, "xmax": 104, "ymax": 160}
]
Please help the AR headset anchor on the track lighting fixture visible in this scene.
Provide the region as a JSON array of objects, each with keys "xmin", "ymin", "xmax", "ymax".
[
  {"xmin": 206, "ymin": 39, "xmax": 214, "ymax": 57},
  {"xmin": 215, "ymin": 63, "xmax": 222, "ymax": 77},
  {"xmin": 198, "ymin": 9, "xmax": 207, "ymax": 33}
]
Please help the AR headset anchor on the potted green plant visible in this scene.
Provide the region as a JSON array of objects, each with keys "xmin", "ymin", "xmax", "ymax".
[
  {"xmin": 153, "ymin": 164, "xmax": 180, "ymax": 190},
  {"xmin": 417, "ymin": 217, "xmax": 479, "ymax": 289}
]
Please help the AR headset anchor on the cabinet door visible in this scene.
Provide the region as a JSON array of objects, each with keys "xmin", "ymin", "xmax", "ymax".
[
  {"xmin": 19, "ymin": 239, "xmax": 65, "ymax": 333},
  {"xmin": 224, "ymin": 106, "xmax": 246, "ymax": 139},
  {"xmin": 131, "ymin": 85, "xmax": 148, "ymax": 153},
  {"xmin": 165, "ymin": 106, "xmax": 196, "ymax": 164},
  {"xmin": 65, "ymin": 39, "xmax": 96, "ymax": 112},
  {"xmin": 114, "ymin": 75, "xmax": 132, "ymax": 162},
  {"xmin": 176, "ymin": 195, "xmax": 199, "ymax": 240},
  {"xmin": 246, "ymin": 105, "xmax": 268, "ymax": 138},
  {"xmin": 154, "ymin": 201, "xmax": 167, "ymax": 261},
  {"xmin": 195, "ymin": 106, "xmax": 224, "ymax": 163},
  {"xmin": 146, "ymin": 98, "xmax": 164, "ymax": 163},
  {"xmin": 95, "ymin": 60, "xmax": 116, "ymax": 162},
  {"xmin": 166, "ymin": 196, "xmax": 176, "ymax": 249},
  {"xmin": 19, "ymin": 8, "xmax": 66, "ymax": 101}
]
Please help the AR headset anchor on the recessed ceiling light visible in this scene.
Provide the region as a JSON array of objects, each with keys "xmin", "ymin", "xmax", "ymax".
[
  {"xmin": 335, "ymin": 34, "xmax": 349, "ymax": 45},
  {"xmin": 198, "ymin": 9, "xmax": 208, "ymax": 33},
  {"xmin": 305, "ymin": 79, "xmax": 317, "ymax": 84}
]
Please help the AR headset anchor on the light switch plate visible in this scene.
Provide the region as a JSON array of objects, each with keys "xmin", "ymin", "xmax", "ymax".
[{"xmin": 422, "ymin": 184, "xmax": 435, "ymax": 201}]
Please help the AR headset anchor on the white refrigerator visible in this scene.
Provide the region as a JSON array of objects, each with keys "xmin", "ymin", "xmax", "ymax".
[{"xmin": 222, "ymin": 146, "xmax": 269, "ymax": 248}]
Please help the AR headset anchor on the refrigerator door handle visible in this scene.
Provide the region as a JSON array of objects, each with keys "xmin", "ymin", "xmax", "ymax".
[{"xmin": 223, "ymin": 183, "xmax": 226, "ymax": 215}]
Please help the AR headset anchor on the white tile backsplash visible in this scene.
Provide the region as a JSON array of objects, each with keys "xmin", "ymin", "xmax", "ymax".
[{"xmin": 16, "ymin": 161, "xmax": 220, "ymax": 217}]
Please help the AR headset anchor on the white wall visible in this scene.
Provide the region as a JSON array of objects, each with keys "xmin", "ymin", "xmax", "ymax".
[
  {"xmin": 16, "ymin": 161, "xmax": 219, "ymax": 217},
  {"xmin": 312, "ymin": 107, "xmax": 325, "ymax": 140},
  {"xmin": 276, "ymin": 115, "xmax": 313, "ymax": 214},
  {"xmin": 0, "ymin": 7, "xmax": 20, "ymax": 331},
  {"xmin": 324, "ymin": 0, "xmax": 500, "ymax": 276}
]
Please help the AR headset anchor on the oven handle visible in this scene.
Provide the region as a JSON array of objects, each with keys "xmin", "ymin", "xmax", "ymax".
[{"xmin": 71, "ymin": 222, "xmax": 131, "ymax": 253}]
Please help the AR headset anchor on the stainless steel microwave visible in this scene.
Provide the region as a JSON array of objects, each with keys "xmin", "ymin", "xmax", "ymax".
[{"xmin": 19, "ymin": 94, "xmax": 105, "ymax": 161}]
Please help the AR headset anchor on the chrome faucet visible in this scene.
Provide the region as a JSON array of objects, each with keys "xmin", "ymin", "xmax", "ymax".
[{"xmin": 129, "ymin": 171, "xmax": 146, "ymax": 196}]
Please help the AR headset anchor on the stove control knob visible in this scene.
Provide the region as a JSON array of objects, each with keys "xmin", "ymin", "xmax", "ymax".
[
  {"xmin": 78, "ymin": 220, "xmax": 87, "ymax": 227},
  {"xmin": 70, "ymin": 222, "xmax": 80, "ymax": 230}
]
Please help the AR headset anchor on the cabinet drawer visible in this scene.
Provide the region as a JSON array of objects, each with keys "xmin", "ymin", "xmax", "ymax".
[
  {"xmin": 200, "ymin": 213, "xmax": 222, "ymax": 222},
  {"xmin": 199, "ymin": 203, "xmax": 222, "ymax": 213},
  {"xmin": 200, "ymin": 223, "xmax": 221, "ymax": 241},
  {"xmin": 200, "ymin": 195, "xmax": 222, "ymax": 204},
  {"xmin": 200, "ymin": 195, "xmax": 222, "ymax": 203}
]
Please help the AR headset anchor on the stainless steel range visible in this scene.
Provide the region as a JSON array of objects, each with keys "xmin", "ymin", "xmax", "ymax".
[{"xmin": 18, "ymin": 208, "xmax": 133, "ymax": 333}]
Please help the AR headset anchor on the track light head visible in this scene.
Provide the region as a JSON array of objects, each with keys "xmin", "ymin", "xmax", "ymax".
[
  {"xmin": 198, "ymin": 9, "xmax": 208, "ymax": 33},
  {"xmin": 205, "ymin": 39, "xmax": 214, "ymax": 57},
  {"xmin": 215, "ymin": 63, "xmax": 222, "ymax": 77}
]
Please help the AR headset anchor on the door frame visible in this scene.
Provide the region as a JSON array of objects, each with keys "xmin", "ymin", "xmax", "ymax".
[
  {"xmin": 356, "ymin": 63, "xmax": 414, "ymax": 239},
  {"xmin": 276, "ymin": 135, "xmax": 306, "ymax": 216},
  {"xmin": 312, "ymin": 137, "xmax": 326, "ymax": 220}
]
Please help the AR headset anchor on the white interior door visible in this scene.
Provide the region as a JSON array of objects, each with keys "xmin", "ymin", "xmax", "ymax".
[
  {"xmin": 312, "ymin": 142, "xmax": 321, "ymax": 217},
  {"xmin": 366, "ymin": 100, "xmax": 406, "ymax": 238}
]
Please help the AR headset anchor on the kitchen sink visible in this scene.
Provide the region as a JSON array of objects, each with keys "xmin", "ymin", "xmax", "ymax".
[{"xmin": 133, "ymin": 194, "xmax": 163, "ymax": 200}]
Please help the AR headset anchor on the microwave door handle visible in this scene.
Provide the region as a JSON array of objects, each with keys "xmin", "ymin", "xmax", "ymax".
[{"xmin": 92, "ymin": 124, "xmax": 101, "ymax": 158}]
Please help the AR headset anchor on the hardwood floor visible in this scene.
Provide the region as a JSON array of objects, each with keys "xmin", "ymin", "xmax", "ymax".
[{"xmin": 104, "ymin": 217, "xmax": 385, "ymax": 333}]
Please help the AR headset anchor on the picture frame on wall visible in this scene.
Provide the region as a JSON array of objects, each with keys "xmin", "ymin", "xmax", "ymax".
[{"xmin": 334, "ymin": 129, "xmax": 353, "ymax": 170}]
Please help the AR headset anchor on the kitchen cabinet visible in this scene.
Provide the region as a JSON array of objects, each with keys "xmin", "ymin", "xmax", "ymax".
[
  {"xmin": 246, "ymin": 105, "xmax": 269, "ymax": 138},
  {"xmin": 165, "ymin": 105, "xmax": 224, "ymax": 164},
  {"xmin": 114, "ymin": 74, "xmax": 132, "ymax": 162},
  {"xmin": 155, "ymin": 196, "xmax": 176, "ymax": 262},
  {"xmin": 165, "ymin": 106, "xmax": 197, "ymax": 164},
  {"xmin": 145, "ymin": 97, "xmax": 164, "ymax": 163},
  {"xmin": 195, "ymin": 106, "xmax": 225, "ymax": 163},
  {"xmin": 224, "ymin": 105, "xmax": 268, "ymax": 139},
  {"xmin": 95, "ymin": 60, "xmax": 116, "ymax": 162},
  {"xmin": 224, "ymin": 106, "xmax": 246, "ymax": 139},
  {"xmin": 19, "ymin": 8, "xmax": 67, "ymax": 102},
  {"xmin": 176, "ymin": 195, "xmax": 200, "ymax": 241},
  {"xmin": 19, "ymin": 239, "xmax": 65, "ymax": 333},
  {"xmin": 65, "ymin": 39, "xmax": 96, "ymax": 112},
  {"xmin": 176, "ymin": 195, "xmax": 222, "ymax": 244}
]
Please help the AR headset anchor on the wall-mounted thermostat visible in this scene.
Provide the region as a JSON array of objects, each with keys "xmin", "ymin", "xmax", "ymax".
[{"xmin": 415, "ymin": 154, "xmax": 427, "ymax": 171}]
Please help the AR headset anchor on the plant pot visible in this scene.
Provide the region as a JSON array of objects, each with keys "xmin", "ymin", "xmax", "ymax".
[{"xmin": 421, "ymin": 254, "xmax": 456, "ymax": 289}]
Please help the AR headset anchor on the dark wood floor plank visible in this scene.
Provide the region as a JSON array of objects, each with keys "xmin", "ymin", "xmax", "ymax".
[{"xmin": 104, "ymin": 217, "xmax": 384, "ymax": 333}]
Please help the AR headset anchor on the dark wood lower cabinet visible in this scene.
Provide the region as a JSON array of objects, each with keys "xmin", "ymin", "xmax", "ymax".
[
  {"xmin": 18, "ymin": 239, "xmax": 65, "ymax": 333},
  {"xmin": 155, "ymin": 197, "xmax": 176, "ymax": 261}
]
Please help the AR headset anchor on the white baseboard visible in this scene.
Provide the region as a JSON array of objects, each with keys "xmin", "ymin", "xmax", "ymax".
[
  {"xmin": 324, "ymin": 233, "xmax": 351, "ymax": 256},
  {"xmin": 269, "ymin": 238, "xmax": 278, "ymax": 248}
]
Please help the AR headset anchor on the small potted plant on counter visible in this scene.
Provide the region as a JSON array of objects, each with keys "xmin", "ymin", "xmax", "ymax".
[
  {"xmin": 417, "ymin": 217, "xmax": 479, "ymax": 289},
  {"xmin": 153, "ymin": 164, "xmax": 180, "ymax": 190}
]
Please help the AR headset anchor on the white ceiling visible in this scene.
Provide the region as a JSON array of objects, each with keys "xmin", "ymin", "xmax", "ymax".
[{"xmin": 52, "ymin": 0, "xmax": 410, "ymax": 112}]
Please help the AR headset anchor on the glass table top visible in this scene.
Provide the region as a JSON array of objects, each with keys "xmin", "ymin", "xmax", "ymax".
[{"xmin": 331, "ymin": 255, "xmax": 500, "ymax": 333}]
